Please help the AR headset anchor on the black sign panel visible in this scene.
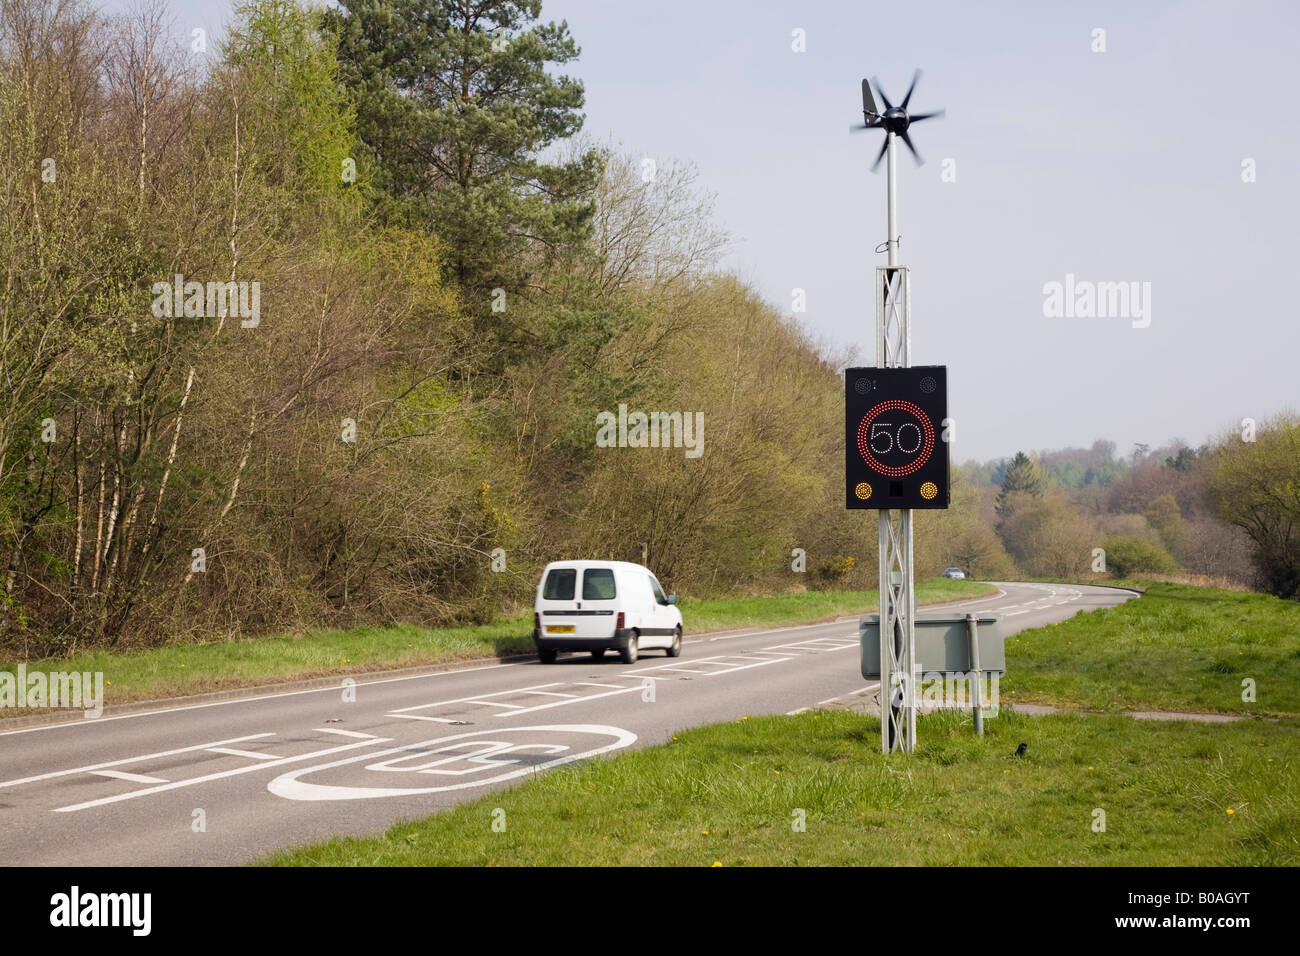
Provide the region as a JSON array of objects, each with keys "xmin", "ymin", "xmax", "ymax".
[{"xmin": 845, "ymin": 366, "xmax": 949, "ymax": 510}]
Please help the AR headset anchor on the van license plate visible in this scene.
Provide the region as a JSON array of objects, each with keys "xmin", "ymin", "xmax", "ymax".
[{"xmin": 547, "ymin": 625, "xmax": 575, "ymax": 634}]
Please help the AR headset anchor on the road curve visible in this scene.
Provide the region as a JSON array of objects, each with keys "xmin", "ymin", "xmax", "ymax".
[{"xmin": 0, "ymin": 581, "xmax": 1134, "ymax": 865}]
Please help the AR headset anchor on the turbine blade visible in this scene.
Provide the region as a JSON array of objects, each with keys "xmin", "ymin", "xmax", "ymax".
[
  {"xmin": 871, "ymin": 135, "xmax": 890, "ymax": 172},
  {"xmin": 861, "ymin": 78, "xmax": 878, "ymax": 116},
  {"xmin": 872, "ymin": 77, "xmax": 892, "ymax": 111},
  {"xmin": 909, "ymin": 109, "xmax": 946, "ymax": 122},
  {"xmin": 900, "ymin": 130, "xmax": 924, "ymax": 166},
  {"xmin": 900, "ymin": 69, "xmax": 922, "ymax": 109}
]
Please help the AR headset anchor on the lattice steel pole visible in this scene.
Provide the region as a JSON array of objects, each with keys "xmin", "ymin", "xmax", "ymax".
[{"xmin": 876, "ymin": 130, "xmax": 917, "ymax": 754}]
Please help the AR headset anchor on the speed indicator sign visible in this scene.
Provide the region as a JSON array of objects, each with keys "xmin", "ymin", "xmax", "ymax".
[{"xmin": 845, "ymin": 366, "xmax": 949, "ymax": 509}]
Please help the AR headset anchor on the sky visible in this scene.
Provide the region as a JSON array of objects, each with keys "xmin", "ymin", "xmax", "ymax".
[{"xmin": 104, "ymin": 0, "xmax": 1300, "ymax": 462}]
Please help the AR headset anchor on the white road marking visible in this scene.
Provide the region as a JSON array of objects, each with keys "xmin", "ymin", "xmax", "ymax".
[
  {"xmin": 53, "ymin": 736, "xmax": 392, "ymax": 813},
  {"xmin": 206, "ymin": 747, "xmax": 279, "ymax": 760},
  {"xmin": 365, "ymin": 741, "xmax": 570, "ymax": 776},
  {"xmin": 385, "ymin": 651, "xmax": 795, "ymax": 723},
  {"xmin": 0, "ymin": 663, "xmax": 523, "ymax": 738},
  {"xmin": 314, "ymin": 727, "xmax": 384, "ymax": 739},
  {"xmin": 267, "ymin": 724, "xmax": 637, "ymax": 802},
  {"xmin": 492, "ymin": 686, "xmax": 642, "ymax": 716},
  {"xmin": 89, "ymin": 770, "xmax": 169, "ymax": 784},
  {"xmin": 0, "ymin": 733, "xmax": 276, "ymax": 788},
  {"xmin": 389, "ymin": 685, "xmax": 564, "ymax": 714},
  {"xmin": 633, "ymin": 654, "xmax": 791, "ymax": 678},
  {"xmin": 389, "ymin": 678, "xmax": 643, "ymax": 721},
  {"xmin": 764, "ymin": 636, "xmax": 858, "ymax": 652}
]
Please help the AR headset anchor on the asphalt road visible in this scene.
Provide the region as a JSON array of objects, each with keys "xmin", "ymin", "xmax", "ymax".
[{"xmin": 0, "ymin": 581, "xmax": 1134, "ymax": 865}]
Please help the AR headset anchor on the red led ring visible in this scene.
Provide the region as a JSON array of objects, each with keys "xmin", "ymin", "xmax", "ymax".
[{"xmin": 856, "ymin": 400, "xmax": 935, "ymax": 477}]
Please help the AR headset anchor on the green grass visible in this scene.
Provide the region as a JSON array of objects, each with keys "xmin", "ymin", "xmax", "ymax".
[
  {"xmin": 1003, "ymin": 581, "xmax": 1300, "ymax": 717},
  {"xmin": 263, "ymin": 707, "xmax": 1300, "ymax": 866},
  {"xmin": 677, "ymin": 576, "xmax": 988, "ymax": 632},
  {"xmin": 1, "ymin": 578, "xmax": 994, "ymax": 710}
]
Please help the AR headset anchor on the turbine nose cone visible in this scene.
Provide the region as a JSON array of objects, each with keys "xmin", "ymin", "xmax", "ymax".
[{"xmin": 883, "ymin": 107, "xmax": 909, "ymax": 132}]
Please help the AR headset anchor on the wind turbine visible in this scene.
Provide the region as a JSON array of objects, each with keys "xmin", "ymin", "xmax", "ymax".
[{"xmin": 850, "ymin": 70, "xmax": 945, "ymax": 266}]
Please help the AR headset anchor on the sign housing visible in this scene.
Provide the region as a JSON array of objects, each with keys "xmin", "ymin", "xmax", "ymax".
[{"xmin": 845, "ymin": 365, "xmax": 949, "ymax": 510}]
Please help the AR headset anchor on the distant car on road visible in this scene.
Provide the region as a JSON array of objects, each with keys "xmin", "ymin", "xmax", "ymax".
[
  {"xmin": 533, "ymin": 560, "xmax": 682, "ymax": 664},
  {"xmin": 942, "ymin": 567, "xmax": 966, "ymax": 579}
]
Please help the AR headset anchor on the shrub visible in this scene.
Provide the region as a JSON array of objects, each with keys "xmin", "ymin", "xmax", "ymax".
[{"xmin": 1103, "ymin": 536, "xmax": 1179, "ymax": 577}]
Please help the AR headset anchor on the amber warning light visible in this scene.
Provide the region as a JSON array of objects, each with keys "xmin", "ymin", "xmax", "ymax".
[{"xmin": 845, "ymin": 366, "xmax": 949, "ymax": 510}]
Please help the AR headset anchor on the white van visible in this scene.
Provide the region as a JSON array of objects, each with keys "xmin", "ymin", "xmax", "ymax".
[{"xmin": 533, "ymin": 560, "xmax": 683, "ymax": 664}]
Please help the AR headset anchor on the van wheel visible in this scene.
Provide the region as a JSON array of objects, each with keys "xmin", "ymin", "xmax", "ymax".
[
  {"xmin": 666, "ymin": 627, "xmax": 682, "ymax": 657},
  {"xmin": 538, "ymin": 648, "xmax": 557, "ymax": 664},
  {"xmin": 591, "ymin": 648, "xmax": 606, "ymax": 660},
  {"xmin": 619, "ymin": 632, "xmax": 639, "ymax": 664}
]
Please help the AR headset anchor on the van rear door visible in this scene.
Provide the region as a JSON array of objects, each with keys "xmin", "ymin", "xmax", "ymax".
[
  {"xmin": 538, "ymin": 566, "xmax": 579, "ymax": 639},
  {"xmin": 573, "ymin": 566, "xmax": 618, "ymax": 638},
  {"xmin": 537, "ymin": 565, "xmax": 618, "ymax": 640}
]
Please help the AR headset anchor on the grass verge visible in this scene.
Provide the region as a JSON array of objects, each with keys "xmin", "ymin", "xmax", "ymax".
[
  {"xmin": 1003, "ymin": 581, "xmax": 1300, "ymax": 717},
  {"xmin": 1, "ymin": 578, "xmax": 994, "ymax": 710},
  {"xmin": 262, "ymin": 707, "xmax": 1300, "ymax": 866}
]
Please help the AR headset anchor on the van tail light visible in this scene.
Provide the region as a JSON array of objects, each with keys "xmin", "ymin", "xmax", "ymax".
[
  {"xmin": 616, "ymin": 612, "xmax": 625, "ymax": 630},
  {"xmin": 534, "ymin": 612, "xmax": 540, "ymax": 630}
]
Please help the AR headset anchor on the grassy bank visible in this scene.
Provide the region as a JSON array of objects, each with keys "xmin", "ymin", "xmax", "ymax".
[
  {"xmin": 1, "ymin": 578, "xmax": 994, "ymax": 710},
  {"xmin": 1004, "ymin": 581, "xmax": 1300, "ymax": 717},
  {"xmin": 264, "ymin": 707, "xmax": 1300, "ymax": 867}
]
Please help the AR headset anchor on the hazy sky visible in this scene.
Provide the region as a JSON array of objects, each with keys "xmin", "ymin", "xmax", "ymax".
[{"xmin": 106, "ymin": 0, "xmax": 1300, "ymax": 461}]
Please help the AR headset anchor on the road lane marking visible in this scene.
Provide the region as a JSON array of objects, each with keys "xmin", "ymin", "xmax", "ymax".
[
  {"xmin": 314, "ymin": 727, "xmax": 384, "ymax": 738},
  {"xmin": 391, "ymin": 654, "xmax": 796, "ymax": 724},
  {"xmin": 764, "ymin": 636, "xmax": 858, "ymax": 651},
  {"xmin": 632, "ymin": 654, "xmax": 791, "ymax": 677},
  {"xmin": 494, "ymin": 686, "xmax": 642, "ymax": 716},
  {"xmin": 389, "ymin": 684, "xmax": 572, "ymax": 713},
  {"xmin": 206, "ymin": 747, "xmax": 279, "ymax": 760},
  {"xmin": 0, "ymin": 664, "xmax": 524, "ymax": 738},
  {"xmin": 0, "ymin": 733, "xmax": 276, "ymax": 788},
  {"xmin": 89, "ymin": 770, "xmax": 169, "ymax": 784},
  {"xmin": 53, "ymin": 736, "xmax": 392, "ymax": 813}
]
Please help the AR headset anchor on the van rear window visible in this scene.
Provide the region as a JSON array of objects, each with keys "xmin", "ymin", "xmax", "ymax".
[
  {"xmin": 582, "ymin": 568, "xmax": 617, "ymax": 601},
  {"xmin": 543, "ymin": 568, "xmax": 576, "ymax": 601}
]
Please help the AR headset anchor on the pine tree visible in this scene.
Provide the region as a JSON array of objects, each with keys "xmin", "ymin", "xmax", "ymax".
[
  {"xmin": 325, "ymin": 0, "xmax": 601, "ymax": 316},
  {"xmin": 995, "ymin": 451, "xmax": 1045, "ymax": 517}
]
